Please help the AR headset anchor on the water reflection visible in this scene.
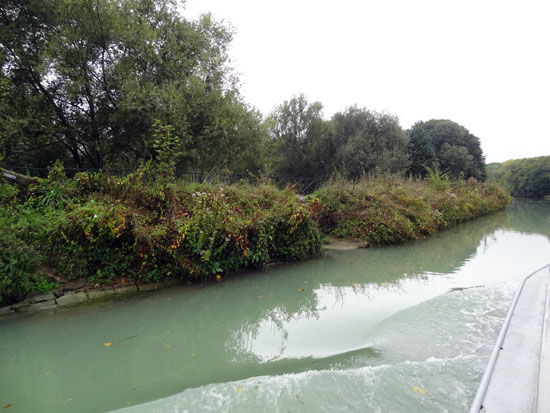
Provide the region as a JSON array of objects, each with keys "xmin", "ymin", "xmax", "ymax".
[
  {"xmin": 1, "ymin": 201, "xmax": 549, "ymax": 412},
  {"xmin": 505, "ymin": 198, "xmax": 550, "ymax": 238},
  {"xmin": 227, "ymin": 202, "xmax": 549, "ymax": 362}
]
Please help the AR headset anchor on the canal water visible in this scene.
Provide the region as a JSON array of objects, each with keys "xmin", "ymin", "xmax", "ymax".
[{"xmin": 1, "ymin": 199, "xmax": 549, "ymax": 412}]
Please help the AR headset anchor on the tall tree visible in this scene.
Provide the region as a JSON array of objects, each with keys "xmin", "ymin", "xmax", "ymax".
[
  {"xmin": 328, "ymin": 106, "xmax": 410, "ymax": 179},
  {"xmin": 269, "ymin": 94, "xmax": 328, "ymax": 177},
  {"xmin": 0, "ymin": 0, "xmax": 264, "ymax": 172},
  {"xmin": 408, "ymin": 119, "xmax": 486, "ymax": 179},
  {"xmin": 269, "ymin": 98, "xmax": 410, "ymax": 180}
]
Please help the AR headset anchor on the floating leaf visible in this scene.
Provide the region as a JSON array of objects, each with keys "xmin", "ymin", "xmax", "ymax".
[
  {"xmin": 191, "ymin": 353, "xmax": 196, "ymax": 357},
  {"xmin": 104, "ymin": 342, "xmax": 112, "ymax": 347},
  {"xmin": 67, "ymin": 398, "xmax": 72, "ymax": 401},
  {"xmin": 46, "ymin": 371, "xmax": 52, "ymax": 375},
  {"xmin": 296, "ymin": 288, "xmax": 304, "ymax": 292},
  {"xmin": 2, "ymin": 405, "xmax": 11, "ymax": 409},
  {"xmin": 164, "ymin": 343, "xmax": 171, "ymax": 350},
  {"xmin": 236, "ymin": 388, "xmax": 244, "ymax": 393},
  {"xmin": 257, "ymin": 295, "xmax": 263, "ymax": 299},
  {"xmin": 412, "ymin": 386, "xmax": 426, "ymax": 395}
]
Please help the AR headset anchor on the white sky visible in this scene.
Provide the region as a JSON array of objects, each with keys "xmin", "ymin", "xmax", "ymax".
[{"xmin": 183, "ymin": 0, "xmax": 550, "ymax": 163}]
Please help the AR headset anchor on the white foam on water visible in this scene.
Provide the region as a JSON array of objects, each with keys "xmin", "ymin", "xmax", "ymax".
[{"xmin": 114, "ymin": 283, "xmax": 516, "ymax": 413}]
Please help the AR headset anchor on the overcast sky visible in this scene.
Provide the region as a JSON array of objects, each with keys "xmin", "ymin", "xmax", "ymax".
[{"xmin": 183, "ymin": 0, "xmax": 550, "ymax": 163}]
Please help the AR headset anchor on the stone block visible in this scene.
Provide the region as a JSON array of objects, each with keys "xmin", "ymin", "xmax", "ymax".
[
  {"xmin": 29, "ymin": 292, "xmax": 56, "ymax": 303},
  {"xmin": 0, "ymin": 305, "xmax": 13, "ymax": 315},
  {"xmin": 56, "ymin": 291, "xmax": 89, "ymax": 306},
  {"xmin": 113, "ymin": 284, "xmax": 138, "ymax": 295},
  {"xmin": 87, "ymin": 288, "xmax": 115, "ymax": 300},
  {"xmin": 136, "ymin": 282, "xmax": 158, "ymax": 291},
  {"xmin": 29, "ymin": 300, "xmax": 58, "ymax": 311},
  {"xmin": 11, "ymin": 300, "xmax": 31, "ymax": 311}
]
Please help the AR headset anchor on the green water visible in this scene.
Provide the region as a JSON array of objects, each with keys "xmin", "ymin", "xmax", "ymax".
[{"xmin": 1, "ymin": 199, "xmax": 549, "ymax": 412}]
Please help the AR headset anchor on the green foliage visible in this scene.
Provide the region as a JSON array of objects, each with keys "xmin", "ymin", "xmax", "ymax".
[
  {"xmin": 408, "ymin": 119, "xmax": 486, "ymax": 180},
  {"xmin": 0, "ymin": 75, "xmax": 63, "ymax": 168},
  {"xmin": 25, "ymin": 161, "xmax": 77, "ymax": 209},
  {"xmin": 0, "ymin": 181, "xmax": 20, "ymax": 208},
  {"xmin": 268, "ymin": 97, "xmax": 410, "ymax": 182},
  {"xmin": 268, "ymin": 94, "xmax": 328, "ymax": 178},
  {"xmin": 0, "ymin": 208, "xmax": 53, "ymax": 305},
  {"xmin": 328, "ymin": 106, "xmax": 410, "ymax": 179},
  {"xmin": 0, "ymin": 163, "xmax": 510, "ymax": 305},
  {"xmin": 0, "ymin": 0, "xmax": 266, "ymax": 173},
  {"xmin": 0, "ymin": 168, "xmax": 325, "ymax": 303},
  {"xmin": 57, "ymin": 200, "xmax": 135, "ymax": 282},
  {"xmin": 425, "ymin": 166, "xmax": 451, "ymax": 191},
  {"xmin": 0, "ymin": 243, "xmax": 39, "ymax": 305},
  {"xmin": 152, "ymin": 120, "xmax": 182, "ymax": 181},
  {"xmin": 133, "ymin": 184, "xmax": 323, "ymax": 280},
  {"xmin": 314, "ymin": 175, "xmax": 509, "ymax": 246},
  {"xmin": 2, "ymin": 0, "xmax": 488, "ymax": 184},
  {"xmin": 487, "ymin": 156, "xmax": 550, "ymax": 199}
]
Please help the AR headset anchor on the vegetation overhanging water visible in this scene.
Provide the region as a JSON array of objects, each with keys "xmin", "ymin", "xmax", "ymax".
[
  {"xmin": 1, "ymin": 163, "xmax": 508, "ymax": 307},
  {"xmin": 1, "ymin": 2, "xmax": 548, "ymax": 409},
  {"xmin": 0, "ymin": 199, "xmax": 549, "ymax": 412}
]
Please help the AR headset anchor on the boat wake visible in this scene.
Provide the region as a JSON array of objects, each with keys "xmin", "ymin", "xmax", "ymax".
[{"xmin": 113, "ymin": 283, "xmax": 516, "ymax": 412}]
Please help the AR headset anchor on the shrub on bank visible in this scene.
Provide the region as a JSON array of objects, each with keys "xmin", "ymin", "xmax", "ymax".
[
  {"xmin": 0, "ymin": 165, "xmax": 510, "ymax": 306},
  {"xmin": 0, "ymin": 185, "xmax": 59, "ymax": 304},
  {"xmin": 0, "ymin": 165, "xmax": 323, "ymax": 305},
  {"xmin": 313, "ymin": 174, "xmax": 510, "ymax": 245}
]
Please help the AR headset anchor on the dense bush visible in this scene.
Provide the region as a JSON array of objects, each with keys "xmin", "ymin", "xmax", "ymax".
[
  {"xmin": 0, "ymin": 164, "xmax": 324, "ymax": 304},
  {"xmin": 314, "ymin": 173, "xmax": 509, "ymax": 246},
  {"xmin": 0, "ymin": 184, "xmax": 59, "ymax": 305},
  {"xmin": 0, "ymin": 162, "xmax": 510, "ymax": 305}
]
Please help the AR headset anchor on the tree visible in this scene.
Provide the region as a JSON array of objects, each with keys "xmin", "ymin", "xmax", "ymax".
[
  {"xmin": 488, "ymin": 156, "xmax": 550, "ymax": 198},
  {"xmin": 407, "ymin": 119, "xmax": 486, "ymax": 179},
  {"xmin": 269, "ymin": 94, "xmax": 328, "ymax": 177},
  {"xmin": 0, "ymin": 76, "xmax": 67, "ymax": 168},
  {"xmin": 0, "ymin": 0, "xmax": 264, "ymax": 172},
  {"xmin": 269, "ymin": 98, "xmax": 410, "ymax": 181},
  {"xmin": 328, "ymin": 106, "xmax": 409, "ymax": 179}
]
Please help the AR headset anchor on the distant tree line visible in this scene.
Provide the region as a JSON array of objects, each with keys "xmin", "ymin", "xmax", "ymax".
[
  {"xmin": 487, "ymin": 157, "xmax": 550, "ymax": 198},
  {"xmin": 1, "ymin": 0, "xmax": 486, "ymax": 181},
  {"xmin": 267, "ymin": 95, "xmax": 486, "ymax": 181}
]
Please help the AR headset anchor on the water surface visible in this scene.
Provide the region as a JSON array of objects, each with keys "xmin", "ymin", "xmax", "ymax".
[{"xmin": 1, "ymin": 199, "xmax": 549, "ymax": 412}]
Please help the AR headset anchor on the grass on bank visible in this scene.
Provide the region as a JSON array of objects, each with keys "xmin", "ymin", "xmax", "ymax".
[
  {"xmin": 0, "ymin": 162, "xmax": 323, "ymax": 305},
  {"xmin": 314, "ymin": 172, "xmax": 510, "ymax": 245},
  {"xmin": 0, "ymin": 165, "xmax": 509, "ymax": 306}
]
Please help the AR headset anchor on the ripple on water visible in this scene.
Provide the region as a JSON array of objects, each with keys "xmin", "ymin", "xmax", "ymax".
[{"xmin": 114, "ymin": 283, "xmax": 516, "ymax": 413}]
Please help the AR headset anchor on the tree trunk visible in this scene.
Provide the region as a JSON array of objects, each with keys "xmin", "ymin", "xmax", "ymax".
[{"xmin": 0, "ymin": 168, "xmax": 38, "ymax": 187}]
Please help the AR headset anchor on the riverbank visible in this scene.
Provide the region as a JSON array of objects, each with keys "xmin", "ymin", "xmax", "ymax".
[
  {"xmin": 4, "ymin": 198, "xmax": 547, "ymax": 413},
  {"xmin": 0, "ymin": 276, "xmax": 182, "ymax": 315},
  {"xmin": 0, "ymin": 165, "xmax": 509, "ymax": 307},
  {"xmin": 315, "ymin": 174, "xmax": 510, "ymax": 246}
]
